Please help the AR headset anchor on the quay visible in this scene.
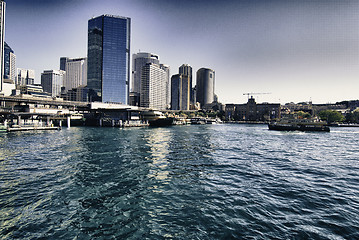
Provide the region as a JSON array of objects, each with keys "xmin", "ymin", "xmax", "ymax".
[
  {"xmin": 0, "ymin": 96, "xmax": 154, "ymax": 129},
  {"xmin": 7, "ymin": 126, "xmax": 60, "ymax": 132}
]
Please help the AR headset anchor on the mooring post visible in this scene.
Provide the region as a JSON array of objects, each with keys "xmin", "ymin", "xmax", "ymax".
[{"xmin": 67, "ymin": 116, "xmax": 71, "ymax": 128}]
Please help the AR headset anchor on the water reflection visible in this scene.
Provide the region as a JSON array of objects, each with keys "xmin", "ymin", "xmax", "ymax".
[{"xmin": 144, "ymin": 128, "xmax": 171, "ymax": 182}]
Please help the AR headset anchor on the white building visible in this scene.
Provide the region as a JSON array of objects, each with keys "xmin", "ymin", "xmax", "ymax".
[
  {"xmin": 9, "ymin": 52, "xmax": 16, "ymax": 82},
  {"xmin": 61, "ymin": 57, "xmax": 87, "ymax": 91},
  {"xmin": 41, "ymin": 70, "xmax": 65, "ymax": 97},
  {"xmin": 140, "ymin": 63, "xmax": 167, "ymax": 110},
  {"xmin": 17, "ymin": 68, "xmax": 35, "ymax": 86},
  {"xmin": 160, "ymin": 64, "xmax": 170, "ymax": 108},
  {"xmin": 132, "ymin": 52, "xmax": 159, "ymax": 94}
]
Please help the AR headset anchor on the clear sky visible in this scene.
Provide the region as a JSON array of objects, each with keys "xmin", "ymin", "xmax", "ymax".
[{"xmin": 5, "ymin": 0, "xmax": 359, "ymax": 104}]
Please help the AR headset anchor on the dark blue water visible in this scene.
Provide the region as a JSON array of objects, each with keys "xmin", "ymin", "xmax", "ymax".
[{"xmin": 0, "ymin": 124, "xmax": 358, "ymax": 239}]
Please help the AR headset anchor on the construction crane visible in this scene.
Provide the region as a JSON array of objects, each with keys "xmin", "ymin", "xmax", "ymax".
[{"xmin": 243, "ymin": 92, "xmax": 271, "ymax": 100}]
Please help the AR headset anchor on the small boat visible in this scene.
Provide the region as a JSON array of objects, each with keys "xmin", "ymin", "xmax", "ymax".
[{"xmin": 190, "ymin": 117, "xmax": 206, "ymax": 125}]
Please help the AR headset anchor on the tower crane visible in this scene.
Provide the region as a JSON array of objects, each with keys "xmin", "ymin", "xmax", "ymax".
[{"xmin": 243, "ymin": 92, "xmax": 271, "ymax": 100}]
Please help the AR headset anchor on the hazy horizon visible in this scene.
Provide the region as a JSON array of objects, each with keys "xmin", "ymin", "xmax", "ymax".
[{"xmin": 4, "ymin": 0, "xmax": 359, "ymax": 104}]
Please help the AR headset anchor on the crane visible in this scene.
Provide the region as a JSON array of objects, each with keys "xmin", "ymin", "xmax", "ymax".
[{"xmin": 243, "ymin": 92, "xmax": 271, "ymax": 99}]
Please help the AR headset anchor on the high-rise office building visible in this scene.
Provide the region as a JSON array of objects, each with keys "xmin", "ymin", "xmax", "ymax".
[
  {"xmin": 179, "ymin": 64, "xmax": 193, "ymax": 104},
  {"xmin": 4, "ymin": 42, "xmax": 16, "ymax": 82},
  {"xmin": 60, "ymin": 57, "xmax": 87, "ymax": 91},
  {"xmin": 131, "ymin": 52, "xmax": 170, "ymax": 107},
  {"xmin": 132, "ymin": 53, "xmax": 159, "ymax": 93},
  {"xmin": 41, "ymin": 70, "xmax": 65, "ymax": 97},
  {"xmin": 16, "ymin": 68, "xmax": 35, "ymax": 86},
  {"xmin": 140, "ymin": 63, "xmax": 167, "ymax": 110},
  {"xmin": 171, "ymin": 74, "xmax": 190, "ymax": 110},
  {"xmin": 160, "ymin": 64, "xmax": 170, "ymax": 108},
  {"xmin": 87, "ymin": 14, "xmax": 131, "ymax": 104},
  {"xmin": 0, "ymin": 0, "xmax": 5, "ymax": 92},
  {"xmin": 196, "ymin": 68, "xmax": 215, "ymax": 108}
]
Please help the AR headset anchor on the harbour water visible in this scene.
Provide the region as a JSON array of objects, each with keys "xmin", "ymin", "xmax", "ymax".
[{"xmin": 0, "ymin": 124, "xmax": 358, "ymax": 239}]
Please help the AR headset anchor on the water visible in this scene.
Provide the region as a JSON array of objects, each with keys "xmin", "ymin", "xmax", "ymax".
[{"xmin": 0, "ymin": 124, "xmax": 358, "ymax": 239}]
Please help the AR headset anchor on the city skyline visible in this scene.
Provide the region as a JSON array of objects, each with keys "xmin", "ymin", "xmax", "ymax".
[{"xmin": 4, "ymin": 0, "xmax": 359, "ymax": 104}]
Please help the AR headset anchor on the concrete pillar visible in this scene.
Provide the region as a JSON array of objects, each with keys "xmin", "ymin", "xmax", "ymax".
[
  {"xmin": 67, "ymin": 116, "xmax": 71, "ymax": 128},
  {"xmin": 17, "ymin": 116, "xmax": 21, "ymax": 126},
  {"xmin": 59, "ymin": 120, "xmax": 62, "ymax": 128}
]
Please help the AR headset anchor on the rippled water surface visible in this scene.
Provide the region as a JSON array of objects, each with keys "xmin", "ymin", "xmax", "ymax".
[{"xmin": 0, "ymin": 124, "xmax": 358, "ymax": 239}]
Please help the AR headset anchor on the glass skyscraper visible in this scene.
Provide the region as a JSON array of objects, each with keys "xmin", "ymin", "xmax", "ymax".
[
  {"xmin": 87, "ymin": 14, "xmax": 131, "ymax": 104},
  {"xmin": 0, "ymin": 0, "xmax": 5, "ymax": 92}
]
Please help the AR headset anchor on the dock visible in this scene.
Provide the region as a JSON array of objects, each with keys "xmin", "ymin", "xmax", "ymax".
[{"xmin": 7, "ymin": 126, "xmax": 61, "ymax": 132}]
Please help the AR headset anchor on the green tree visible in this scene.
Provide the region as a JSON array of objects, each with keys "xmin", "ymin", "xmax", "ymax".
[
  {"xmin": 318, "ymin": 110, "xmax": 344, "ymax": 123},
  {"xmin": 345, "ymin": 111, "xmax": 359, "ymax": 123},
  {"xmin": 296, "ymin": 111, "xmax": 311, "ymax": 119}
]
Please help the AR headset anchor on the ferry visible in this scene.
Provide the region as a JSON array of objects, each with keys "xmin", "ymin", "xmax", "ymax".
[
  {"xmin": 142, "ymin": 111, "xmax": 174, "ymax": 127},
  {"xmin": 268, "ymin": 118, "xmax": 330, "ymax": 132}
]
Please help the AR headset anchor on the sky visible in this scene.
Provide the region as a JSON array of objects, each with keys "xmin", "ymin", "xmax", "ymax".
[{"xmin": 4, "ymin": 0, "xmax": 359, "ymax": 104}]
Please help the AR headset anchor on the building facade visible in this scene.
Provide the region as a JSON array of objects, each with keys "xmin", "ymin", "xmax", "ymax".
[
  {"xmin": 179, "ymin": 64, "xmax": 193, "ymax": 103},
  {"xmin": 160, "ymin": 64, "xmax": 170, "ymax": 108},
  {"xmin": 225, "ymin": 97, "xmax": 281, "ymax": 121},
  {"xmin": 0, "ymin": 0, "xmax": 5, "ymax": 92},
  {"xmin": 140, "ymin": 63, "xmax": 167, "ymax": 110},
  {"xmin": 196, "ymin": 68, "xmax": 215, "ymax": 108},
  {"xmin": 131, "ymin": 52, "xmax": 160, "ymax": 101},
  {"xmin": 87, "ymin": 14, "xmax": 131, "ymax": 104},
  {"xmin": 61, "ymin": 86, "xmax": 88, "ymax": 102},
  {"xmin": 4, "ymin": 42, "xmax": 16, "ymax": 82},
  {"xmin": 61, "ymin": 57, "xmax": 87, "ymax": 91},
  {"xmin": 171, "ymin": 74, "xmax": 190, "ymax": 110},
  {"xmin": 41, "ymin": 70, "xmax": 65, "ymax": 97},
  {"xmin": 16, "ymin": 68, "xmax": 35, "ymax": 86}
]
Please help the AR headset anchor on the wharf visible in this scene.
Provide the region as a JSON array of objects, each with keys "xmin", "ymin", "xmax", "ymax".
[
  {"xmin": 7, "ymin": 126, "xmax": 60, "ymax": 132},
  {"xmin": 122, "ymin": 122, "xmax": 149, "ymax": 127}
]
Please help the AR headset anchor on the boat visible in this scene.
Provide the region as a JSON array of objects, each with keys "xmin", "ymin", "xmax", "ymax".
[
  {"xmin": 0, "ymin": 124, "xmax": 7, "ymax": 132},
  {"xmin": 268, "ymin": 117, "xmax": 330, "ymax": 132},
  {"xmin": 190, "ymin": 117, "xmax": 206, "ymax": 125},
  {"xmin": 142, "ymin": 111, "xmax": 174, "ymax": 127},
  {"xmin": 148, "ymin": 117, "xmax": 174, "ymax": 127}
]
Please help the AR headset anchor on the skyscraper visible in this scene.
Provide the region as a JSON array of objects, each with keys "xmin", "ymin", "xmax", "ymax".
[
  {"xmin": 131, "ymin": 52, "xmax": 160, "ymax": 106},
  {"xmin": 160, "ymin": 64, "xmax": 170, "ymax": 108},
  {"xmin": 4, "ymin": 42, "xmax": 16, "ymax": 82},
  {"xmin": 196, "ymin": 68, "xmax": 215, "ymax": 108},
  {"xmin": 41, "ymin": 70, "xmax": 65, "ymax": 97},
  {"xmin": 171, "ymin": 74, "xmax": 190, "ymax": 110},
  {"xmin": 140, "ymin": 63, "xmax": 167, "ymax": 110},
  {"xmin": 60, "ymin": 57, "xmax": 87, "ymax": 91},
  {"xmin": 87, "ymin": 14, "xmax": 131, "ymax": 104},
  {"xmin": 179, "ymin": 64, "xmax": 193, "ymax": 104},
  {"xmin": 0, "ymin": 0, "xmax": 5, "ymax": 92},
  {"xmin": 16, "ymin": 68, "xmax": 35, "ymax": 86}
]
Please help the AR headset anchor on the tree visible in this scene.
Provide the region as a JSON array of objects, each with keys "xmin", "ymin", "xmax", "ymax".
[
  {"xmin": 296, "ymin": 111, "xmax": 311, "ymax": 119},
  {"xmin": 345, "ymin": 111, "xmax": 359, "ymax": 123},
  {"xmin": 318, "ymin": 110, "xmax": 344, "ymax": 123}
]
